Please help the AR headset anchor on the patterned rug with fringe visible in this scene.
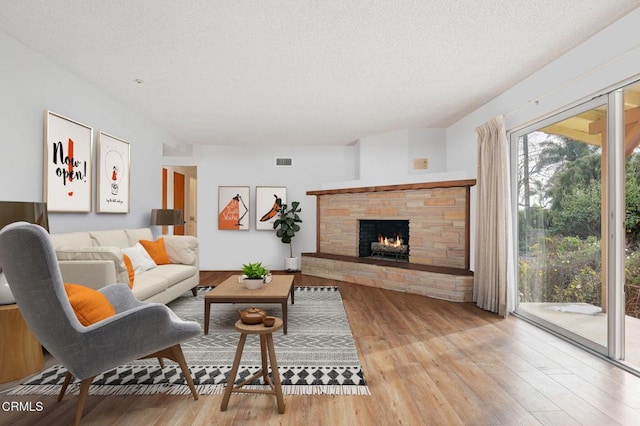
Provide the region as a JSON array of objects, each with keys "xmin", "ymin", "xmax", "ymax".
[{"xmin": 10, "ymin": 286, "xmax": 369, "ymax": 396}]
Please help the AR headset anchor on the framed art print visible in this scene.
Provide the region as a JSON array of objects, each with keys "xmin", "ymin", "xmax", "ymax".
[
  {"xmin": 218, "ymin": 186, "xmax": 250, "ymax": 230},
  {"xmin": 97, "ymin": 132, "xmax": 130, "ymax": 213},
  {"xmin": 44, "ymin": 110, "xmax": 93, "ymax": 212},
  {"xmin": 256, "ymin": 186, "xmax": 286, "ymax": 230}
]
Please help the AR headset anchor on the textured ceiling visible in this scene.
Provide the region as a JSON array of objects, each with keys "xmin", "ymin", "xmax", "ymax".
[{"xmin": 1, "ymin": 1, "xmax": 639, "ymax": 147}]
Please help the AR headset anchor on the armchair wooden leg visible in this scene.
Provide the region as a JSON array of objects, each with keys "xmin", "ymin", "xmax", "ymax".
[
  {"xmin": 170, "ymin": 344, "xmax": 198, "ymax": 400},
  {"xmin": 144, "ymin": 344, "xmax": 199, "ymax": 400},
  {"xmin": 74, "ymin": 377, "xmax": 94, "ymax": 426},
  {"xmin": 157, "ymin": 357, "xmax": 165, "ymax": 369},
  {"xmin": 57, "ymin": 372, "xmax": 96, "ymax": 425},
  {"xmin": 58, "ymin": 372, "xmax": 73, "ymax": 402}
]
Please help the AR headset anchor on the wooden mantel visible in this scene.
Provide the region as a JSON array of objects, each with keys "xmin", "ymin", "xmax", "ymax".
[{"xmin": 306, "ymin": 179, "xmax": 476, "ymax": 196}]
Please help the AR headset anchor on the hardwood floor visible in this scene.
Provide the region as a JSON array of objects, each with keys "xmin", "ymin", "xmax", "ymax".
[{"xmin": 3, "ymin": 272, "xmax": 640, "ymax": 425}]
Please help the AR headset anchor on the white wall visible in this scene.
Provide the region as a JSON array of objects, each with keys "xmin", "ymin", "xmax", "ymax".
[
  {"xmin": 325, "ymin": 126, "xmax": 454, "ymax": 190},
  {"xmin": 166, "ymin": 145, "xmax": 356, "ymax": 271},
  {"xmin": 445, "ymin": 8, "xmax": 640, "ymax": 271},
  {"xmin": 447, "ymin": 8, "xmax": 640, "ymax": 172},
  {"xmin": 408, "ymin": 128, "xmax": 448, "ymax": 175},
  {"xmin": 0, "ymin": 31, "xmax": 186, "ymax": 233}
]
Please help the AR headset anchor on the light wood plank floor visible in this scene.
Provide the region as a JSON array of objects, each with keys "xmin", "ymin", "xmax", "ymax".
[{"xmin": 3, "ymin": 272, "xmax": 640, "ymax": 425}]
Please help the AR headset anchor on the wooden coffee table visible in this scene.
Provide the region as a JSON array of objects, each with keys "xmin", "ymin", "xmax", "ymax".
[{"xmin": 204, "ymin": 275, "xmax": 295, "ymax": 335}]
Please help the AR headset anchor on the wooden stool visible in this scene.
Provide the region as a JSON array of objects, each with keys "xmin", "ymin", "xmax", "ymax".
[{"xmin": 221, "ymin": 318, "xmax": 285, "ymax": 414}]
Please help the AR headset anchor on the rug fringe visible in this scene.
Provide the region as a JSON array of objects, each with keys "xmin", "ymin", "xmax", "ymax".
[
  {"xmin": 8, "ymin": 385, "xmax": 61, "ymax": 396},
  {"xmin": 9, "ymin": 383, "xmax": 370, "ymax": 396}
]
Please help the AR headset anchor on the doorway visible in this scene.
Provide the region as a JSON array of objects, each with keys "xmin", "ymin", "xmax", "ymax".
[{"xmin": 162, "ymin": 166, "xmax": 197, "ymax": 237}]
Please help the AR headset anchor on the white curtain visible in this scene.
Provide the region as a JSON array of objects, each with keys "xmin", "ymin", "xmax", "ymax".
[{"xmin": 474, "ymin": 115, "xmax": 514, "ymax": 317}]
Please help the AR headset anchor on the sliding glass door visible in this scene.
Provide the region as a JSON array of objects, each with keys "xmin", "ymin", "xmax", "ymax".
[
  {"xmin": 513, "ymin": 97, "xmax": 608, "ymax": 353},
  {"xmin": 513, "ymin": 79, "xmax": 640, "ymax": 369}
]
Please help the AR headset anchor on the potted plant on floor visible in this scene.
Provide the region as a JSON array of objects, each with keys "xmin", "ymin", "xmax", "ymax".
[
  {"xmin": 240, "ymin": 261, "xmax": 270, "ymax": 289},
  {"xmin": 273, "ymin": 201, "xmax": 302, "ymax": 271}
]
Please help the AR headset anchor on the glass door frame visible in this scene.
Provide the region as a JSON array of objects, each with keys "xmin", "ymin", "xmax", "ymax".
[
  {"xmin": 607, "ymin": 89, "xmax": 625, "ymax": 361},
  {"xmin": 509, "ymin": 93, "xmax": 623, "ymax": 358}
]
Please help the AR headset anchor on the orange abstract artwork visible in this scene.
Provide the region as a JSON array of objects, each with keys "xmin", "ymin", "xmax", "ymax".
[{"xmin": 218, "ymin": 187, "xmax": 249, "ymax": 230}]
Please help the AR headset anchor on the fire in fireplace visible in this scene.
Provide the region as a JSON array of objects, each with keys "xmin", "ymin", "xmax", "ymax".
[{"xmin": 358, "ymin": 219, "xmax": 409, "ymax": 261}]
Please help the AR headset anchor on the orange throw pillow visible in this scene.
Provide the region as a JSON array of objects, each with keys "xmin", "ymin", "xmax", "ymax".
[
  {"xmin": 123, "ymin": 254, "xmax": 135, "ymax": 288},
  {"xmin": 139, "ymin": 238, "xmax": 171, "ymax": 265},
  {"xmin": 64, "ymin": 283, "xmax": 116, "ymax": 326}
]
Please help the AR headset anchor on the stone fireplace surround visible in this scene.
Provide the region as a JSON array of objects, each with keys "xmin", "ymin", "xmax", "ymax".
[{"xmin": 302, "ymin": 179, "xmax": 476, "ymax": 302}]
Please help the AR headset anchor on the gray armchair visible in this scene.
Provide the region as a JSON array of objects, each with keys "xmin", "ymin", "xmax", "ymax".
[{"xmin": 0, "ymin": 222, "xmax": 201, "ymax": 425}]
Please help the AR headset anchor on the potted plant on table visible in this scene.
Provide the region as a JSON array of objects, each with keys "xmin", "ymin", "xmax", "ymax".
[
  {"xmin": 272, "ymin": 201, "xmax": 302, "ymax": 271},
  {"xmin": 240, "ymin": 262, "xmax": 270, "ymax": 289}
]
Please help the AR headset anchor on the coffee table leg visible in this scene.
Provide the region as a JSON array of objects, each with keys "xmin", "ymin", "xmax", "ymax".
[
  {"xmin": 204, "ymin": 300, "xmax": 211, "ymax": 335},
  {"xmin": 282, "ymin": 301, "xmax": 288, "ymax": 334}
]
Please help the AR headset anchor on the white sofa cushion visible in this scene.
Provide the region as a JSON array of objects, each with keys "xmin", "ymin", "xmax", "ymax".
[
  {"xmin": 125, "ymin": 228, "xmax": 154, "ymax": 246},
  {"xmin": 50, "ymin": 232, "xmax": 93, "ymax": 250},
  {"xmin": 90, "ymin": 230, "xmax": 130, "ymax": 248},
  {"xmin": 144, "ymin": 264, "xmax": 197, "ymax": 287},
  {"xmin": 131, "ymin": 274, "xmax": 168, "ymax": 300},
  {"xmin": 163, "ymin": 235, "xmax": 198, "ymax": 265},
  {"xmin": 122, "ymin": 243, "xmax": 157, "ymax": 274}
]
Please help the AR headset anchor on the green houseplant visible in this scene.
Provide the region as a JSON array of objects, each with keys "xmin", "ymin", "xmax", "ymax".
[
  {"xmin": 240, "ymin": 262, "xmax": 270, "ymax": 289},
  {"xmin": 241, "ymin": 261, "xmax": 269, "ymax": 279},
  {"xmin": 273, "ymin": 201, "xmax": 302, "ymax": 271}
]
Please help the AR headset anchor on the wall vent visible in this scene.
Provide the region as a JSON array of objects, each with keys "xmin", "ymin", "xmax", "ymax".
[{"xmin": 275, "ymin": 157, "xmax": 293, "ymax": 167}]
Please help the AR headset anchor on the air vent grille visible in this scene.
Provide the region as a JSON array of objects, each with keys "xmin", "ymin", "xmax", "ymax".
[{"xmin": 275, "ymin": 157, "xmax": 293, "ymax": 167}]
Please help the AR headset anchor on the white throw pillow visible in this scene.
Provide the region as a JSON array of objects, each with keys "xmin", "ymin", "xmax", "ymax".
[{"xmin": 122, "ymin": 242, "xmax": 157, "ymax": 274}]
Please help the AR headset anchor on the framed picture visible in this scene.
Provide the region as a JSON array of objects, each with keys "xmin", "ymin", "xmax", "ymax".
[
  {"xmin": 97, "ymin": 132, "xmax": 130, "ymax": 213},
  {"xmin": 256, "ymin": 186, "xmax": 286, "ymax": 230},
  {"xmin": 44, "ymin": 111, "xmax": 93, "ymax": 212},
  {"xmin": 218, "ymin": 186, "xmax": 250, "ymax": 230}
]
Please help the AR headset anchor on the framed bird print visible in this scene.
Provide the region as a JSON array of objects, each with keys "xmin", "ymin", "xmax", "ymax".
[
  {"xmin": 218, "ymin": 186, "xmax": 250, "ymax": 230},
  {"xmin": 256, "ymin": 186, "xmax": 286, "ymax": 230}
]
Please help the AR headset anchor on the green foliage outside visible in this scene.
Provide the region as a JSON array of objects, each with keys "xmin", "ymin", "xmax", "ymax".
[
  {"xmin": 518, "ymin": 135, "xmax": 640, "ymax": 316},
  {"xmin": 519, "ymin": 235, "xmax": 601, "ymax": 305}
]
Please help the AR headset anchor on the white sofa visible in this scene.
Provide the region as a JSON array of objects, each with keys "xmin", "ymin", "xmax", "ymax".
[{"xmin": 49, "ymin": 228, "xmax": 199, "ymax": 304}]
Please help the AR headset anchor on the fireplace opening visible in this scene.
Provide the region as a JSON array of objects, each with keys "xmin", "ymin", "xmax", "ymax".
[{"xmin": 358, "ymin": 219, "xmax": 409, "ymax": 261}]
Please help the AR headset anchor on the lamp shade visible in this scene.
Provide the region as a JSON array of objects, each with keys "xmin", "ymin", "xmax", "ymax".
[
  {"xmin": 0, "ymin": 201, "xmax": 49, "ymax": 231},
  {"xmin": 150, "ymin": 209, "xmax": 184, "ymax": 226}
]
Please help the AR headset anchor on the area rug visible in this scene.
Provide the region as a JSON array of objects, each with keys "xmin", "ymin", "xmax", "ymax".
[{"xmin": 10, "ymin": 286, "xmax": 369, "ymax": 396}]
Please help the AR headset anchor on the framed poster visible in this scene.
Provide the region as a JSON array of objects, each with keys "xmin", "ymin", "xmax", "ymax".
[
  {"xmin": 97, "ymin": 132, "xmax": 130, "ymax": 213},
  {"xmin": 44, "ymin": 111, "xmax": 93, "ymax": 212},
  {"xmin": 256, "ymin": 186, "xmax": 286, "ymax": 230},
  {"xmin": 218, "ymin": 186, "xmax": 250, "ymax": 230}
]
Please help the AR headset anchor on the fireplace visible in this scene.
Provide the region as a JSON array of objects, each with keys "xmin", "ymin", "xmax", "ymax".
[
  {"xmin": 304, "ymin": 180, "xmax": 475, "ymax": 302},
  {"xmin": 358, "ymin": 219, "xmax": 409, "ymax": 260}
]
